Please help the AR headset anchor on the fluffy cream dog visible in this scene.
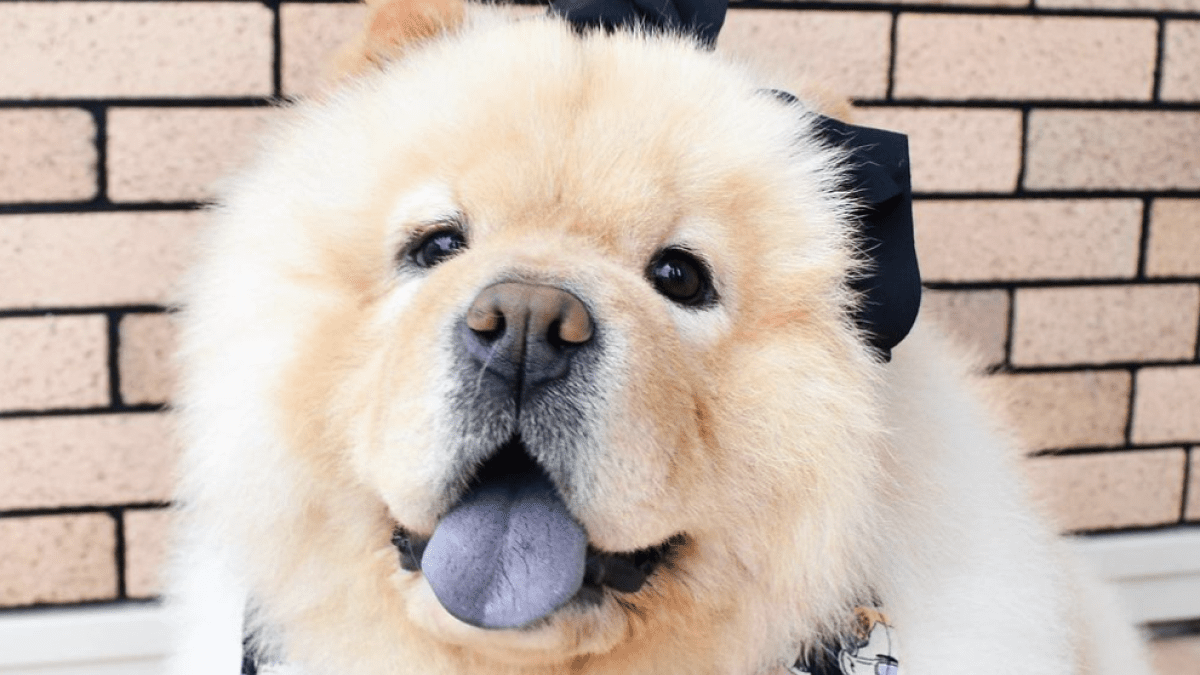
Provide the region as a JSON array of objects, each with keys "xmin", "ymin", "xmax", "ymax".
[{"xmin": 167, "ymin": 1, "xmax": 1153, "ymax": 674}]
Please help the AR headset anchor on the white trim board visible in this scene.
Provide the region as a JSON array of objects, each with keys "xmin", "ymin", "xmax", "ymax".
[
  {"xmin": 1073, "ymin": 528, "xmax": 1200, "ymax": 625},
  {"xmin": 1, "ymin": 529, "xmax": 1198, "ymax": 674},
  {"xmin": 0, "ymin": 604, "xmax": 168, "ymax": 675}
]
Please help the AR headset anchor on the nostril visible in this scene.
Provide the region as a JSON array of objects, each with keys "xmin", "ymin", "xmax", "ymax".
[
  {"xmin": 546, "ymin": 320, "xmax": 574, "ymax": 349},
  {"xmin": 552, "ymin": 298, "xmax": 593, "ymax": 346},
  {"xmin": 466, "ymin": 304, "xmax": 506, "ymax": 344},
  {"xmin": 475, "ymin": 316, "xmax": 506, "ymax": 344}
]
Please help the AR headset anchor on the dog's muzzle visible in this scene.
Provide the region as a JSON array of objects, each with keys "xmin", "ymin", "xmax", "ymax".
[
  {"xmin": 396, "ymin": 282, "xmax": 686, "ymax": 624},
  {"xmin": 391, "ymin": 288, "xmax": 681, "ymax": 630},
  {"xmin": 399, "ymin": 283, "xmax": 595, "ymax": 630}
]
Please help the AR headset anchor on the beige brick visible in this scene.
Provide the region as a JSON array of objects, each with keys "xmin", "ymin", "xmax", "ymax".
[
  {"xmin": 0, "ymin": 315, "xmax": 108, "ymax": 411},
  {"xmin": 282, "ymin": 2, "xmax": 369, "ymax": 98},
  {"xmin": 0, "ymin": 211, "xmax": 203, "ymax": 309},
  {"xmin": 120, "ymin": 313, "xmax": 178, "ymax": 406},
  {"xmin": 1039, "ymin": 0, "xmax": 1200, "ymax": 10},
  {"xmin": 0, "ymin": 3, "xmax": 273, "ymax": 99},
  {"xmin": 0, "ymin": 514, "xmax": 117, "ymax": 607},
  {"xmin": 281, "ymin": 2, "xmax": 542, "ymax": 97},
  {"xmin": 920, "ymin": 289, "xmax": 1009, "ymax": 368},
  {"xmin": 853, "ymin": 108, "xmax": 1021, "ymax": 193},
  {"xmin": 108, "ymin": 107, "xmax": 275, "ymax": 203},
  {"xmin": 721, "ymin": 10, "xmax": 892, "ymax": 100},
  {"xmin": 1188, "ymin": 448, "xmax": 1199, "ymax": 521},
  {"xmin": 1024, "ymin": 449, "xmax": 1186, "ymax": 531},
  {"xmin": 1147, "ymin": 200, "xmax": 1200, "ymax": 277},
  {"xmin": 1012, "ymin": 285, "xmax": 1200, "ymax": 366},
  {"xmin": 1152, "ymin": 634, "xmax": 1200, "ymax": 675},
  {"xmin": 1026, "ymin": 111, "xmax": 1200, "ymax": 191},
  {"xmin": 0, "ymin": 414, "xmax": 176, "ymax": 510},
  {"xmin": 124, "ymin": 508, "xmax": 173, "ymax": 598},
  {"xmin": 913, "ymin": 200, "xmax": 1142, "ymax": 283},
  {"xmin": 0, "ymin": 109, "xmax": 96, "ymax": 203},
  {"xmin": 992, "ymin": 371, "xmax": 1131, "ymax": 451},
  {"xmin": 1132, "ymin": 367, "xmax": 1200, "ymax": 444},
  {"xmin": 1163, "ymin": 22, "xmax": 1200, "ymax": 103},
  {"xmin": 895, "ymin": 16, "xmax": 1156, "ymax": 101}
]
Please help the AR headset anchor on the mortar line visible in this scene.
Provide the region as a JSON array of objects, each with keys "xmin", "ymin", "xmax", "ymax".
[
  {"xmin": 269, "ymin": 0, "xmax": 284, "ymax": 99},
  {"xmin": 0, "ymin": 503, "xmax": 171, "ymax": 519},
  {"xmin": 107, "ymin": 311, "xmax": 125, "ymax": 408},
  {"xmin": 1003, "ymin": 287, "xmax": 1017, "ymax": 371},
  {"xmin": 0, "ymin": 306, "xmax": 166, "ymax": 319},
  {"xmin": 924, "ymin": 277, "xmax": 1200, "ymax": 291},
  {"xmin": 1153, "ymin": 17, "xmax": 1167, "ymax": 102},
  {"xmin": 0, "ymin": 404, "xmax": 166, "ymax": 420},
  {"xmin": 1137, "ymin": 197, "xmax": 1153, "ymax": 279},
  {"xmin": 1124, "ymin": 366, "xmax": 1139, "ymax": 447},
  {"xmin": 1029, "ymin": 443, "xmax": 1199, "ymax": 457},
  {"xmin": 852, "ymin": 99, "xmax": 1200, "ymax": 111},
  {"xmin": 111, "ymin": 508, "xmax": 128, "ymax": 600},
  {"xmin": 0, "ymin": 598, "xmax": 160, "ymax": 617},
  {"xmin": 727, "ymin": 0, "xmax": 1200, "ymax": 18},
  {"xmin": 886, "ymin": 10, "xmax": 899, "ymax": 101},
  {"xmin": 1015, "ymin": 107, "xmax": 1030, "ymax": 193},
  {"xmin": 87, "ymin": 103, "xmax": 109, "ymax": 207},
  {"xmin": 1180, "ymin": 448, "xmax": 1193, "ymax": 523}
]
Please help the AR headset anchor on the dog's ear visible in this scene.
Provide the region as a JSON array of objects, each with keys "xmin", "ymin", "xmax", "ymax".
[{"xmin": 331, "ymin": 0, "xmax": 467, "ymax": 80}]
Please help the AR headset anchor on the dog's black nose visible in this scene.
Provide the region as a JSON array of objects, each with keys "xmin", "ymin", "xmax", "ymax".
[{"xmin": 462, "ymin": 282, "xmax": 594, "ymax": 390}]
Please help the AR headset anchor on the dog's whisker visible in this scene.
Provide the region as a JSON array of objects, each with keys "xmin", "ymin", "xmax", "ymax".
[{"xmin": 471, "ymin": 345, "xmax": 501, "ymax": 397}]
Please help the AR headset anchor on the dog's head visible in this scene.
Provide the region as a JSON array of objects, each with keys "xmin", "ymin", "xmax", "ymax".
[{"xmin": 176, "ymin": 3, "xmax": 906, "ymax": 673}]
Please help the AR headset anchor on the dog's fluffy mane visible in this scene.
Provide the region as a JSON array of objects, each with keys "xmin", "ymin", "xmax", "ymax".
[{"xmin": 166, "ymin": 4, "xmax": 1152, "ymax": 675}]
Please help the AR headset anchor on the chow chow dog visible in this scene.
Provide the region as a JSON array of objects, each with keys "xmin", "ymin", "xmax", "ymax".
[{"xmin": 166, "ymin": 0, "xmax": 1154, "ymax": 673}]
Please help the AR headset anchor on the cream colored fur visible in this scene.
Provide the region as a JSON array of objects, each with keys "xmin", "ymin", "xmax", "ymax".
[{"xmin": 166, "ymin": 6, "xmax": 1152, "ymax": 675}]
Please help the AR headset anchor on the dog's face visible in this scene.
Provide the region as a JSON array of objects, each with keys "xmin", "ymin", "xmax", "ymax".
[{"xmin": 179, "ymin": 13, "xmax": 890, "ymax": 674}]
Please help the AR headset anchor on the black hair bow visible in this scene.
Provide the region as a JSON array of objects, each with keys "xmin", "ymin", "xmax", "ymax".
[
  {"xmin": 551, "ymin": 0, "xmax": 727, "ymax": 48},
  {"xmin": 812, "ymin": 113, "xmax": 921, "ymax": 360}
]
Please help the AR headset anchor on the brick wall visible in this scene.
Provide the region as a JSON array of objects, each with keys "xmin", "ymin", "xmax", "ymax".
[
  {"xmin": 721, "ymin": 1, "xmax": 1198, "ymax": 540},
  {"xmin": 0, "ymin": 0, "xmax": 1196, "ymax": 628}
]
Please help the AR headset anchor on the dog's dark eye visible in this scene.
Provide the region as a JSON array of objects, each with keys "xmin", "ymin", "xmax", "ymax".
[
  {"xmin": 410, "ymin": 229, "xmax": 467, "ymax": 268},
  {"xmin": 648, "ymin": 249, "xmax": 715, "ymax": 307}
]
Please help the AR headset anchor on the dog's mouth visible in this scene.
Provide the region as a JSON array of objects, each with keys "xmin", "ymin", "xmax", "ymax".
[{"xmin": 391, "ymin": 437, "xmax": 684, "ymax": 630}]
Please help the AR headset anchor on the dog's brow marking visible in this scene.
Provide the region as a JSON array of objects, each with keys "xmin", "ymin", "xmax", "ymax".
[{"xmin": 386, "ymin": 182, "xmax": 459, "ymax": 230}]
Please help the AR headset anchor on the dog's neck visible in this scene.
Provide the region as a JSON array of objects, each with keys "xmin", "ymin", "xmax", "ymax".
[{"xmin": 240, "ymin": 604, "xmax": 900, "ymax": 675}]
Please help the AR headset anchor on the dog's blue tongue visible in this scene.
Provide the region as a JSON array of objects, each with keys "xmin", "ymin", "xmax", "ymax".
[{"xmin": 421, "ymin": 467, "xmax": 588, "ymax": 630}]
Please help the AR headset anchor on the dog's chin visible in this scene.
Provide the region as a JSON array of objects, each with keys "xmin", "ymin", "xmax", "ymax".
[{"xmin": 403, "ymin": 574, "xmax": 634, "ymax": 662}]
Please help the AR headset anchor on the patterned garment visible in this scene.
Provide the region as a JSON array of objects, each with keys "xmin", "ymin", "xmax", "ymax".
[{"xmin": 790, "ymin": 608, "xmax": 900, "ymax": 675}]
